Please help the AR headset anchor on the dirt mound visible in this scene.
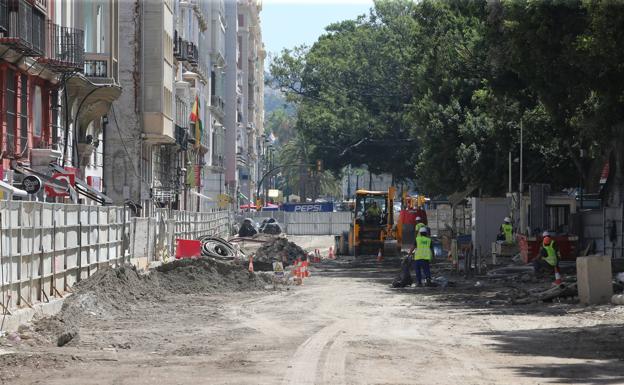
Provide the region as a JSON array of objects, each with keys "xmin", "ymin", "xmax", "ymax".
[
  {"xmin": 254, "ymin": 238, "xmax": 308, "ymax": 268},
  {"xmin": 155, "ymin": 257, "xmax": 266, "ymax": 294},
  {"xmin": 29, "ymin": 259, "xmax": 266, "ymax": 346},
  {"xmin": 65, "ymin": 265, "xmax": 164, "ymax": 318},
  {"xmin": 30, "ymin": 265, "xmax": 164, "ymax": 346}
]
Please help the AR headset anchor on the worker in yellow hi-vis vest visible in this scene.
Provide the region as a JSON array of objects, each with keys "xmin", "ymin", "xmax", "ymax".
[
  {"xmin": 412, "ymin": 226, "xmax": 434, "ymax": 287},
  {"xmin": 500, "ymin": 217, "xmax": 514, "ymax": 243},
  {"xmin": 534, "ymin": 231, "xmax": 562, "ymax": 284}
]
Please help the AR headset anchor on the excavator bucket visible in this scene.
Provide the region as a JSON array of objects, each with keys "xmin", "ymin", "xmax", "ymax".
[{"xmin": 383, "ymin": 239, "xmax": 400, "ymax": 257}]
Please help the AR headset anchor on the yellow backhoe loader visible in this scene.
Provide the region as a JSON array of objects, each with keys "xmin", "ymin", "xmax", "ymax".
[{"xmin": 347, "ymin": 186, "xmax": 401, "ymax": 257}]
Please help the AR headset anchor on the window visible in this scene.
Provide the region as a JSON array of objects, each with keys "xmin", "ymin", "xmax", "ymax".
[
  {"xmin": 211, "ymin": 70, "xmax": 216, "ymax": 95},
  {"xmin": 49, "ymin": 89, "xmax": 60, "ymax": 144},
  {"xmin": 83, "ymin": 1, "xmax": 109, "ymax": 54},
  {"xmin": 5, "ymin": 69, "xmax": 16, "ymax": 152},
  {"xmin": 32, "ymin": 9, "xmax": 45, "ymax": 53},
  {"xmin": 19, "ymin": 74, "xmax": 28, "ymax": 151},
  {"xmin": 163, "ymin": 86, "xmax": 172, "ymax": 118},
  {"xmin": 33, "ymin": 85, "xmax": 42, "ymax": 137}
]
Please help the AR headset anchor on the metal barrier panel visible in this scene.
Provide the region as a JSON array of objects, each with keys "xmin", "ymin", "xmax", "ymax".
[
  {"xmin": 0, "ymin": 202, "xmax": 130, "ymax": 315},
  {"xmin": 239, "ymin": 211, "xmax": 351, "ymax": 235}
]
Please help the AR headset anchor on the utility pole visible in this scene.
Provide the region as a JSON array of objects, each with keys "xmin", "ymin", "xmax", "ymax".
[
  {"xmin": 508, "ymin": 151, "xmax": 512, "ymax": 194},
  {"xmin": 347, "ymin": 165, "xmax": 351, "ymax": 199},
  {"xmin": 519, "ymin": 118, "xmax": 525, "ymax": 234}
]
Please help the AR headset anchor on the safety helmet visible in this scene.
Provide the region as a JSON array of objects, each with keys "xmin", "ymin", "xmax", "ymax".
[
  {"xmin": 542, "ymin": 231, "xmax": 550, "ymax": 237},
  {"xmin": 504, "ymin": 217, "xmax": 511, "ymax": 223},
  {"xmin": 543, "ymin": 236, "xmax": 552, "ymax": 246},
  {"xmin": 419, "ymin": 227, "xmax": 428, "ymax": 234},
  {"xmin": 416, "ymin": 216, "xmax": 422, "ymax": 221}
]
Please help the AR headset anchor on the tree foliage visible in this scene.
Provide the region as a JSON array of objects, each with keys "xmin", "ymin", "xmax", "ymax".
[{"xmin": 269, "ymin": 0, "xmax": 624, "ymax": 200}]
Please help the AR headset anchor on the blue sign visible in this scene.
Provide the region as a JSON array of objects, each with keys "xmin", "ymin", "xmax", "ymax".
[{"xmin": 283, "ymin": 202, "xmax": 333, "ymax": 212}]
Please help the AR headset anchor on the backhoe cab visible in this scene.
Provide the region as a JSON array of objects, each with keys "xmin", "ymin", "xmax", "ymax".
[{"xmin": 348, "ymin": 186, "xmax": 401, "ymax": 257}]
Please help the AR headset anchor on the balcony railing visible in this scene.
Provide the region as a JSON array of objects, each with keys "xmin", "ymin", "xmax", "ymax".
[
  {"xmin": 186, "ymin": 41, "xmax": 198, "ymax": 64},
  {"xmin": 210, "ymin": 95, "xmax": 225, "ymax": 117},
  {"xmin": 0, "ymin": 0, "xmax": 45, "ymax": 56},
  {"xmin": 212, "ymin": 154, "xmax": 224, "ymax": 168},
  {"xmin": 175, "ymin": 124, "xmax": 189, "ymax": 151},
  {"xmin": 38, "ymin": 20, "xmax": 84, "ymax": 71},
  {"xmin": 173, "ymin": 32, "xmax": 187, "ymax": 61},
  {"xmin": 84, "ymin": 59, "xmax": 108, "ymax": 78},
  {"xmin": 0, "ymin": 0, "xmax": 7, "ymax": 34}
]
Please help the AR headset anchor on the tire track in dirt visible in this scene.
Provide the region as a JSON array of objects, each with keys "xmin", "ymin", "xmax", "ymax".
[
  {"xmin": 320, "ymin": 331, "xmax": 347, "ymax": 385},
  {"xmin": 281, "ymin": 321, "xmax": 345, "ymax": 385}
]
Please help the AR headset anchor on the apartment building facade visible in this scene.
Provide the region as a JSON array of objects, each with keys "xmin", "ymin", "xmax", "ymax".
[
  {"xmin": 0, "ymin": 0, "xmax": 264, "ymax": 214},
  {"xmin": 0, "ymin": 0, "xmax": 120, "ymax": 204}
]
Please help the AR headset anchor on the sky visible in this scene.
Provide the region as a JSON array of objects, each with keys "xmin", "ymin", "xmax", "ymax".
[{"xmin": 261, "ymin": 0, "xmax": 374, "ymax": 61}]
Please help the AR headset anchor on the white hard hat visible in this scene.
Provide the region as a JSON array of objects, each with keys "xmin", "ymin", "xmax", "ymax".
[
  {"xmin": 542, "ymin": 231, "xmax": 550, "ymax": 237},
  {"xmin": 419, "ymin": 227, "xmax": 428, "ymax": 234},
  {"xmin": 504, "ymin": 217, "xmax": 511, "ymax": 223},
  {"xmin": 416, "ymin": 216, "xmax": 422, "ymax": 221}
]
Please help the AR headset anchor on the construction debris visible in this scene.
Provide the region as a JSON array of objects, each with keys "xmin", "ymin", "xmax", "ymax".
[
  {"xmin": 238, "ymin": 218, "xmax": 258, "ymax": 237},
  {"xmin": 259, "ymin": 218, "xmax": 282, "ymax": 235},
  {"xmin": 513, "ymin": 283, "xmax": 578, "ymax": 305},
  {"xmin": 253, "ymin": 237, "xmax": 308, "ymax": 269}
]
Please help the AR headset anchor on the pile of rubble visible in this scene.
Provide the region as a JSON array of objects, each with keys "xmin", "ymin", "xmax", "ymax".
[{"xmin": 253, "ymin": 237, "xmax": 308, "ymax": 269}]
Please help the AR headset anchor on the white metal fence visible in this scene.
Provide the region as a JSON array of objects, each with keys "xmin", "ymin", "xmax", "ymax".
[
  {"xmin": 0, "ymin": 201, "xmax": 128, "ymax": 314},
  {"xmin": 243, "ymin": 209, "xmax": 473, "ymax": 237},
  {"xmin": 427, "ymin": 207, "xmax": 472, "ymax": 235},
  {"xmin": 0, "ymin": 202, "xmax": 230, "ymax": 315},
  {"xmin": 242, "ymin": 211, "xmax": 352, "ymax": 235}
]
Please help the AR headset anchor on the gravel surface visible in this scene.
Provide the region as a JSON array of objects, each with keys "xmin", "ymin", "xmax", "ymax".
[{"xmin": 2, "ymin": 236, "xmax": 624, "ymax": 385}]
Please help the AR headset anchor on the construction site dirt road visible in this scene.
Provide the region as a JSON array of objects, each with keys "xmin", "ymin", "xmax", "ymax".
[{"xmin": 1, "ymin": 236, "xmax": 623, "ymax": 385}]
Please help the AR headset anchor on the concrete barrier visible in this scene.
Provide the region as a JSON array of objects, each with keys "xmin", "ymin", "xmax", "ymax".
[{"xmin": 577, "ymin": 255, "xmax": 613, "ymax": 305}]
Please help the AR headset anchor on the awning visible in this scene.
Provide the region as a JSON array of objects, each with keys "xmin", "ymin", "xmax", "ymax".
[
  {"xmin": 0, "ymin": 180, "xmax": 28, "ymax": 197},
  {"xmin": 66, "ymin": 74, "xmax": 122, "ymax": 132},
  {"xmin": 50, "ymin": 164, "xmax": 113, "ymax": 205}
]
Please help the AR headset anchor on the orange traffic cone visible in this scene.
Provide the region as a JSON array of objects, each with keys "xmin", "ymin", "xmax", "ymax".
[
  {"xmin": 554, "ymin": 267, "xmax": 562, "ymax": 285},
  {"xmin": 248, "ymin": 255, "xmax": 254, "ymax": 273},
  {"xmin": 302, "ymin": 260, "xmax": 310, "ymax": 277},
  {"xmin": 377, "ymin": 249, "xmax": 383, "ymax": 263}
]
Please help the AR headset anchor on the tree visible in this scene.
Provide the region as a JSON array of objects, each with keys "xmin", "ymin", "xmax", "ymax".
[
  {"xmin": 487, "ymin": 0, "xmax": 624, "ymax": 202},
  {"xmin": 269, "ymin": 0, "xmax": 624, "ymax": 202}
]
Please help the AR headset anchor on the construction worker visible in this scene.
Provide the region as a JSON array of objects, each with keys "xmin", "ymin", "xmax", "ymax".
[
  {"xmin": 415, "ymin": 216, "xmax": 426, "ymax": 234},
  {"xmin": 534, "ymin": 231, "xmax": 562, "ymax": 284},
  {"xmin": 366, "ymin": 201, "xmax": 381, "ymax": 220},
  {"xmin": 500, "ymin": 217, "xmax": 514, "ymax": 243},
  {"xmin": 412, "ymin": 226, "xmax": 434, "ymax": 287}
]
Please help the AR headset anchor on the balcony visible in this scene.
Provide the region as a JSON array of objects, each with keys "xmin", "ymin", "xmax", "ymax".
[
  {"xmin": 175, "ymin": 124, "xmax": 189, "ymax": 151},
  {"xmin": 0, "ymin": 0, "xmax": 45, "ymax": 56},
  {"xmin": 84, "ymin": 59, "xmax": 108, "ymax": 78},
  {"xmin": 186, "ymin": 41, "xmax": 198, "ymax": 64},
  {"xmin": 173, "ymin": 32, "xmax": 187, "ymax": 62},
  {"xmin": 212, "ymin": 153, "xmax": 224, "ymax": 168},
  {"xmin": 210, "ymin": 95, "xmax": 225, "ymax": 118},
  {"xmin": 38, "ymin": 21, "xmax": 84, "ymax": 71}
]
